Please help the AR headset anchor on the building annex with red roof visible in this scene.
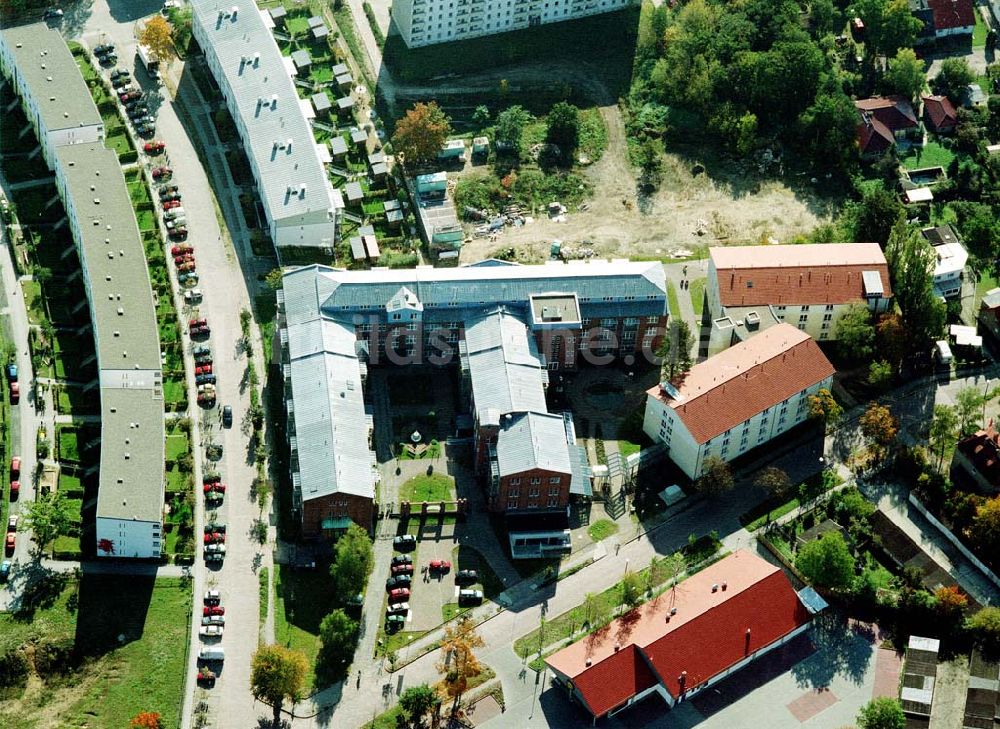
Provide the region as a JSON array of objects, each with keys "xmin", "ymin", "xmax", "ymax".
[
  {"xmin": 953, "ymin": 421, "xmax": 1000, "ymax": 493},
  {"xmin": 545, "ymin": 551, "xmax": 827, "ymax": 721},
  {"xmin": 705, "ymin": 243, "xmax": 891, "ymax": 357},
  {"xmin": 855, "ymin": 96, "xmax": 919, "ymax": 156},
  {"xmin": 643, "ymin": 324, "xmax": 835, "ymax": 479},
  {"xmin": 922, "ymin": 94, "xmax": 958, "ymax": 134}
]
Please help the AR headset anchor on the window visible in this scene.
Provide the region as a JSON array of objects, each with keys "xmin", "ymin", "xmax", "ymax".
[
  {"xmin": 548, "ymin": 487, "xmax": 560, "ymax": 496},
  {"xmin": 547, "ymin": 496, "xmax": 559, "ymax": 507},
  {"xmin": 819, "ymin": 332, "xmax": 829, "ymax": 340},
  {"xmin": 529, "ymin": 487, "xmax": 540, "ymax": 497},
  {"xmin": 530, "ymin": 477, "xmax": 541, "ymax": 485},
  {"xmin": 777, "ymin": 305, "xmax": 786, "ymax": 311},
  {"xmin": 798, "ymin": 323, "xmax": 806, "ymax": 330},
  {"xmin": 801, "ymin": 305, "xmax": 810, "ymax": 312},
  {"xmin": 549, "ymin": 476, "xmax": 560, "ymax": 484},
  {"xmin": 508, "ymin": 487, "xmax": 520, "ymax": 497},
  {"xmin": 624, "ymin": 317, "xmax": 638, "ymax": 326},
  {"xmin": 507, "ymin": 498, "xmax": 519, "ymax": 509},
  {"xmin": 510, "ymin": 477, "xmax": 520, "ymax": 486},
  {"xmin": 825, "ymin": 304, "xmax": 834, "ymax": 311},
  {"xmin": 799, "ymin": 314, "xmax": 808, "ymax": 323},
  {"xmin": 822, "ymin": 313, "xmax": 832, "ymax": 322},
  {"xmin": 646, "ymin": 316, "xmax": 659, "ymax": 324},
  {"xmin": 821, "ymin": 322, "xmax": 830, "ymax": 330}
]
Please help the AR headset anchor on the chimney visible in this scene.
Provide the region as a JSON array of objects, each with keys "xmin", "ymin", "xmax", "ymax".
[
  {"xmin": 585, "ymin": 658, "xmax": 592, "ymax": 667},
  {"xmin": 711, "ymin": 583, "xmax": 718, "ymax": 593},
  {"xmin": 721, "ymin": 581, "xmax": 727, "ymax": 591},
  {"xmin": 613, "ymin": 643, "xmax": 620, "ymax": 652}
]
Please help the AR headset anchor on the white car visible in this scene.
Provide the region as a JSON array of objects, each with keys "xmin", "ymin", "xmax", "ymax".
[
  {"xmin": 199, "ymin": 625, "xmax": 224, "ymax": 638},
  {"xmin": 7, "ymin": 515, "xmax": 16, "ymax": 531},
  {"xmin": 184, "ymin": 289, "xmax": 203, "ymax": 303},
  {"xmin": 205, "ymin": 543, "xmax": 226, "ymax": 554},
  {"xmin": 204, "ymin": 589, "xmax": 220, "ymax": 603},
  {"xmin": 201, "ymin": 615, "xmax": 225, "ymax": 626},
  {"xmin": 386, "ymin": 602, "xmax": 409, "ymax": 616}
]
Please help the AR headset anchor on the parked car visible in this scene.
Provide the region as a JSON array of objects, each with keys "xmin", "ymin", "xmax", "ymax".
[
  {"xmin": 109, "ymin": 68, "xmax": 130, "ymax": 81},
  {"xmin": 151, "ymin": 166, "xmax": 172, "ymax": 179},
  {"xmin": 0, "ymin": 561, "xmax": 10, "ymax": 582},
  {"xmin": 7, "ymin": 515, "xmax": 17, "ymax": 532},
  {"xmin": 162, "ymin": 200, "xmax": 181, "ymax": 211},
  {"xmin": 429, "ymin": 559, "xmax": 451, "ymax": 572},
  {"xmin": 198, "ymin": 647, "xmax": 224, "ymax": 661},
  {"xmin": 205, "ymin": 551, "xmax": 224, "ymax": 563},
  {"xmin": 204, "ymin": 524, "xmax": 226, "ymax": 534},
  {"xmin": 458, "ymin": 589, "xmax": 483, "ymax": 605},
  {"xmin": 385, "ymin": 614, "xmax": 405, "ymax": 630},
  {"xmin": 203, "ymin": 483, "xmax": 226, "ymax": 494},
  {"xmin": 204, "ymin": 589, "xmax": 221, "ymax": 605},
  {"xmin": 119, "ymin": 90, "xmax": 142, "ymax": 103},
  {"xmin": 6, "ymin": 363, "xmax": 16, "ymax": 381},
  {"xmin": 168, "ymin": 228, "xmax": 188, "ymax": 241},
  {"xmin": 391, "ymin": 554, "xmax": 412, "ymax": 567},
  {"xmin": 93, "ymin": 43, "xmax": 115, "ymax": 56},
  {"xmin": 190, "ymin": 323, "xmax": 210, "ymax": 337},
  {"xmin": 197, "ymin": 668, "xmax": 216, "ymax": 686},
  {"xmin": 144, "ymin": 140, "xmax": 165, "ymax": 154},
  {"xmin": 10, "ymin": 456, "xmax": 19, "ymax": 479},
  {"xmin": 196, "ymin": 374, "xmax": 216, "ymax": 386},
  {"xmin": 163, "ymin": 207, "xmax": 184, "ymax": 219},
  {"xmin": 176, "ymin": 261, "xmax": 196, "ymax": 273},
  {"xmin": 198, "ymin": 393, "xmax": 217, "ymax": 407},
  {"xmin": 5, "ymin": 532, "xmax": 14, "ymax": 555},
  {"xmin": 203, "ymin": 473, "xmax": 221, "ymax": 484},
  {"xmin": 195, "ymin": 354, "xmax": 213, "ymax": 366},
  {"xmin": 198, "ymin": 384, "xmax": 216, "ymax": 395},
  {"xmin": 391, "ymin": 563, "xmax": 414, "ymax": 576},
  {"xmin": 184, "ymin": 289, "xmax": 203, "ymax": 303},
  {"xmin": 193, "ymin": 344, "xmax": 211, "ymax": 356},
  {"xmin": 386, "ymin": 575, "xmax": 412, "ymax": 590},
  {"xmin": 393, "ymin": 534, "xmax": 417, "ymax": 550},
  {"xmin": 204, "ymin": 532, "xmax": 225, "ymax": 544},
  {"xmin": 124, "ymin": 99, "xmax": 146, "ymax": 112},
  {"xmin": 174, "ymin": 253, "xmax": 194, "ymax": 265},
  {"xmin": 205, "ymin": 543, "xmax": 226, "ymax": 554},
  {"xmin": 160, "ymin": 192, "xmax": 181, "ymax": 202},
  {"xmin": 10, "ymin": 382, "xmax": 19, "ymax": 404},
  {"xmin": 386, "ymin": 602, "xmax": 409, "ymax": 616},
  {"xmin": 135, "ymin": 124, "xmax": 156, "ymax": 138},
  {"xmin": 189, "ymin": 317, "xmax": 208, "ymax": 329},
  {"xmin": 132, "ymin": 116, "xmax": 155, "ymax": 128},
  {"xmin": 166, "ymin": 218, "xmax": 187, "ymax": 231},
  {"xmin": 43, "ymin": 8, "xmax": 64, "ymax": 19},
  {"xmin": 112, "ymin": 77, "xmax": 131, "ymax": 90},
  {"xmin": 9, "ymin": 480, "xmax": 18, "ymax": 499},
  {"xmin": 201, "ymin": 615, "xmax": 225, "ymax": 626},
  {"xmin": 158, "ymin": 184, "xmax": 179, "ymax": 195},
  {"xmin": 199, "ymin": 625, "xmax": 224, "ymax": 638},
  {"xmin": 388, "ymin": 588, "xmax": 411, "ymax": 602},
  {"xmin": 456, "ymin": 570, "xmax": 478, "ymax": 585},
  {"xmin": 195, "ymin": 365, "xmax": 213, "ymax": 376},
  {"xmin": 222, "ymin": 405, "xmax": 233, "ymax": 428},
  {"xmin": 171, "ymin": 245, "xmax": 193, "ymax": 256}
]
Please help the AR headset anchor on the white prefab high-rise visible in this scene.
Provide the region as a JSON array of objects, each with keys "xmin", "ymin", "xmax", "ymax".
[{"xmin": 392, "ymin": 0, "xmax": 631, "ymax": 48}]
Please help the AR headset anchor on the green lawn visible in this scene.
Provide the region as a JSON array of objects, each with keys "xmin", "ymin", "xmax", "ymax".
[
  {"xmin": 399, "ymin": 473, "xmax": 454, "ymax": 503},
  {"xmin": 58, "ymin": 427, "xmax": 80, "ymax": 463},
  {"xmin": 162, "ymin": 379, "xmax": 186, "ymax": 405},
  {"xmin": 273, "ymin": 565, "xmax": 338, "ymax": 690},
  {"xmin": 165, "ymin": 433, "xmax": 189, "ymax": 461},
  {"xmin": 689, "ymin": 277, "xmax": 706, "ymax": 316},
  {"xmin": 20, "ymin": 280, "xmax": 44, "ymax": 326},
  {"xmin": 0, "ymin": 576, "xmax": 189, "ymax": 728},
  {"xmin": 974, "ymin": 9, "xmax": 988, "ymax": 48},
  {"xmin": 587, "ymin": 519, "xmax": 619, "ymax": 542},
  {"xmin": 666, "ymin": 279, "xmax": 680, "ymax": 319},
  {"xmin": 901, "ymin": 141, "xmax": 956, "ymax": 171},
  {"xmin": 57, "ymin": 472, "xmax": 83, "ymax": 496}
]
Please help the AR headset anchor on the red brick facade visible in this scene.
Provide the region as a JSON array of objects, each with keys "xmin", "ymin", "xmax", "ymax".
[
  {"xmin": 302, "ymin": 492, "xmax": 374, "ymax": 538},
  {"xmin": 491, "ymin": 467, "xmax": 570, "ymax": 513}
]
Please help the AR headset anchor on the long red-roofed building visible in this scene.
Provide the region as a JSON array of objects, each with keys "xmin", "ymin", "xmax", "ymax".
[
  {"xmin": 643, "ymin": 323, "xmax": 835, "ymax": 479},
  {"xmin": 546, "ymin": 551, "xmax": 826, "ymax": 721}
]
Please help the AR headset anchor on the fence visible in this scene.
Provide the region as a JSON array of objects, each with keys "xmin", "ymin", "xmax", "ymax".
[{"xmin": 907, "ymin": 492, "xmax": 1000, "ymax": 591}]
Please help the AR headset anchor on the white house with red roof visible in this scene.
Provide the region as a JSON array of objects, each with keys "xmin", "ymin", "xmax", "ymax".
[
  {"xmin": 643, "ymin": 324, "xmax": 835, "ymax": 479},
  {"xmin": 545, "ymin": 550, "xmax": 827, "ymax": 721},
  {"xmin": 705, "ymin": 243, "xmax": 892, "ymax": 356}
]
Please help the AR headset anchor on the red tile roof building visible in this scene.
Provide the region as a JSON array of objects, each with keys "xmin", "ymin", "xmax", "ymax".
[
  {"xmin": 643, "ymin": 324, "xmax": 835, "ymax": 478},
  {"xmin": 855, "ymin": 96, "xmax": 918, "ymax": 156},
  {"xmin": 546, "ymin": 551, "xmax": 821, "ymax": 720},
  {"xmin": 923, "ymin": 94, "xmax": 958, "ymax": 133},
  {"xmin": 928, "ymin": 0, "xmax": 975, "ymax": 32},
  {"xmin": 954, "ymin": 421, "xmax": 1000, "ymax": 493},
  {"xmin": 705, "ymin": 243, "xmax": 892, "ymax": 356}
]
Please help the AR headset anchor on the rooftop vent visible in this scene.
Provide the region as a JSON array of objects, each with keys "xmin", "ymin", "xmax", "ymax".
[
  {"xmin": 721, "ymin": 581, "xmax": 727, "ymax": 591},
  {"xmin": 712, "ymin": 584, "xmax": 718, "ymax": 593},
  {"xmin": 585, "ymin": 658, "xmax": 592, "ymax": 667},
  {"xmin": 231, "ymin": 5, "xmax": 238, "ymax": 17},
  {"xmin": 117, "ymin": 307, "xmax": 124, "ymax": 315},
  {"xmin": 93, "ymin": 198, "xmax": 100, "ymax": 204},
  {"xmin": 670, "ymin": 607, "xmax": 677, "ymax": 616}
]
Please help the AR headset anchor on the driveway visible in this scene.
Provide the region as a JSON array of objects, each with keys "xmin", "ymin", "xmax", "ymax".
[{"xmin": 72, "ymin": 4, "xmax": 272, "ymax": 728}]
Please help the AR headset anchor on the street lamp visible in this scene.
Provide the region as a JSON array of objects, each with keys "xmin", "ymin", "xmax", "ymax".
[{"xmin": 984, "ymin": 379, "xmax": 994, "ymax": 422}]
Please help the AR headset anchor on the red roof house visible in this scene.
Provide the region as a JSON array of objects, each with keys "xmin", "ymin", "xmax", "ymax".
[
  {"xmin": 928, "ymin": 0, "xmax": 976, "ymax": 35},
  {"xmin": 855, "ymin": 96, "xmax": 918, "ymax": 156},
  {"xmin": 954, "ymin": 421, "xmax": 1000, "ymax": 492},
  {"xmin": 545, "ymin": 551, "xmax": 822, "ymax": 720},
  {"xmin": 923, "ymin": 95, "xmax": 958, "ymax": 133}
]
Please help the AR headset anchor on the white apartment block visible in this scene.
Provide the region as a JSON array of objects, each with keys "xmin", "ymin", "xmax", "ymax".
[
  {"xmin": 392, "ymin": 0, "xmax": 630, "ymax": 47},
  {"xmin": 190, "ymin": 0, "xmax": 342, "ymax": 254},
  {"xmin": 705, "ymin": 243, "xmax": 893, "ymax": 357},
  {"xmin": 644, "ymin": 325, "xmax": 835, "ymax": 480}
]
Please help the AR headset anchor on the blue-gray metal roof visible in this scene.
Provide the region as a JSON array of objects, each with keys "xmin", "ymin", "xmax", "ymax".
[
  {"xmin": 465, "ymin": 309, "xmax": 547, "ymax": 422},
  {"xmin": 496, "ymin": 411, "xmax": 572, "ymax": 477}
]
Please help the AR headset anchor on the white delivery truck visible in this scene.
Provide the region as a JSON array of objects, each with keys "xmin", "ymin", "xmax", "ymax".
[
  {"xmin": 137, "ymin": 44, "xmax": 160, "ymax": 82},
  {"xmin": 198, "ymin": 646, "xmax": 225, "ymax": 662}
]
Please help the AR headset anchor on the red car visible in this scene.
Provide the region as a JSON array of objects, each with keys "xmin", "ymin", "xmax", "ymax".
[
  {"xmin": 197, "ymin": 392, "xmax": 216, "ymax": 406},
  {"xmin": 151, "ymin": 166, "xmax": 172, "ymax": 179},
  {"xmin": 203, "ymin": 483, "xmax": 226, "ymax": 494},
  {"xmin": 174, "ymin": 254, "xmax": 194, "ymax": 265},
  {"xmin": 10, "ymin": 457, "xmax": 19, "ymax": 479},
  {"xmin": 177, "ymin": 261, "xmax": 196, "ymax": 272},
  {"xmin": 144, "ymin": 140, "xmax": 165, "ymax": 154},
  {"xmin": 195, "ymin": 365, "xmax": 213, "ymax": 375},
  {"xmin": 170, "ymin": 245, "xmax": 193, "ymax": 256},
  {"xmin": 392, "ymin": 563, "xmax": 414, "ymax": 575},
  {"xmin": 197, "ymin": 669, "xmax": 216, "ymax": 686},
  {"xmin": 388, "ymin": 588, "xmax": 410, "ymax": 602},
  {"xmin": 162, "ymin": 199, "xmax": 181, "ymax": 210},
  {"xmin": 189, "ymin": 318, "xmax": 207, "ymax": 329},
  {"xmin": 9, "ymin": 382, "xmax": 18, "ymax": 403},
  {"xmin": 119, "ymin": 90, "xmax": 142, "ymax": 103},
  {"xmin": 203, "ymin": 606, "xmax": 225, "ymax": 617},
  {"xmin": 204, "ymin": 533, "xmax": 225, "ymax": 544},
  {"xmin": 429, "ymin": 559, "xmax": 452, "ymax": 572},
  {"xmin": 5, "ymin": 532, "xmax": 14, "ymax": 555},
  {"xmin": 9, "ymin": 480, "xmax": 18, "ymax": 499}
]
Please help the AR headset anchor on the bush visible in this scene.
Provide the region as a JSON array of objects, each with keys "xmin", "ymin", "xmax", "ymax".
[
  {"xmin": 0, "ymin": 650, "xmax": 29, "ymax": 690},
  {"xmin": 362, "ymin": 2, "xmax": 385, "ymax": 46}
]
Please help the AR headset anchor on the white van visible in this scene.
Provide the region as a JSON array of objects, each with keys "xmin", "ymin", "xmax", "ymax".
[{"xmin": 198, "ymin": 646, "xmax": 225, "ymax": 661}]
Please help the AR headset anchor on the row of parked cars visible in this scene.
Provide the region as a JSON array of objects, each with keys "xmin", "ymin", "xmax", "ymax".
[{"xmin": 197, "ymin": 589, "xmax": 225, "ymax": 684}]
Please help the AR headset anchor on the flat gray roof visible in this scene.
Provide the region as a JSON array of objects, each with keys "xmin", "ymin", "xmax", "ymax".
[
  {"xmin": 530, "ymin": 293, "xmax": 581, "ymax": 325},
  {"xmin": 0, "ymin": 23, "xmax": 102, "ymax": 133},
  {"xmin": 56, "ymin": 144, "xmax": 161, "ymax": 370},
  {"xmin": 496, "ymin": 411, "xmax": 572, "ymax": 477}
]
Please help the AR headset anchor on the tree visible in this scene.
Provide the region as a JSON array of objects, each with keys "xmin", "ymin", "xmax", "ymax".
[
  {"xmin": 265, "ymin": 268, "xmax": 284, "ymax": 290},
  {"xmin": 621, "ymin": 572, "xmax": 644, "ymax": 608},
  {"xmin": 967, "ymin": 606, "xmax": 1000, "ymax": 653},
  {"xmin": 399, "ymin": 684, "xmax": 440, "ymax": 728},
  {"xmin": 635, "ymin": 136, "xmax": 665, "ymax": 190},
  {"xmin": 251, "ymin": 645, "xmax": 308, "ymax": 728},
  {"xmin": 928, "ymin": 404, "xmax": 959, "ymax": 468},
  {"xmin": 546, "ymin": 102, "xmax": 580, "ymax": 160},
  {"xmin": 316, "ymin": 609, "xmax": 359, "ymax": 682},
  {"xmin": 582, "ymin": 591, "xmax": 607, "ymax": 628},
  {"xmin": 798, "ymin": 76, "xmax": 860, "ymax": 170},
  {"xmin": 808, "ymin": 388, "xmax": 843, "ymax": 427},
  {"xmin": 437, "ymin": 615, "xmax": 485, "ymax": 702},
  {"xmin": 934, "ymin": 585, "xmax": 968, "ymax": 616},
  {"xmin": 21, "ymin": 491, "xmax": 74, "ymax": 556},
  {"xmin": 472, "ymin": 105, "xmax": 491, "ymax": 129},
  {"xmin": 955, "ymin": 386, "xmax": 984, "ymax": 436},
  {"xmin": 391, "ymin": 102, "xmax": 452, "ymax": 165},
  {"xmin": 129, "ymin": 712, "xmax": 163, "ymax": 729},
  {"xmin": 851, "ymin": 0, "xmax": 922, "ymax": 59},
  {"xmin": 859, "ymin": 402, "xmax": 898, "ymax": 454},
  {"xmin": 754, "ymin": 466, "xmax": 792, "ymax": 501},
  {"xmin": 971, "ymin": 496, "xmax": 1000, "ymax": 554},
  {"xmin": 851, "ymin": 186, "xmax": 904, "ymax": 246},
  {"xmin": 694, "ymin": 455, "xmax": 734, "ymax": 497},
  {"xmin": 837, "ymin": 303, "xmax": 876, "ymax": 361},
  {"xmin": 884, "ymin": 48, "xmax": 925, "ymax": 102},
  {"xmin": 868, "ymin": 360, "xmax": 894, "ymax": 390},
  {"xmin": 885, "ymin": 214, "xmax": 946, "ymax": 350},
  {"xmin": 655, "ymin": 320, "xmax": 693, "ymax": 380},
  {"xmin": 876, "ymin": 313, "xmax": 908, "ymax": 369},
  {"xmin": 796, "ymin": 531, "xmax": 855, "ymax": 590},
  {"xmin": 935, "ymin": 57, "xmax": 976, "ymax": 102},
  {"xmin": 329, "ymin": 523, "xmax": 374, "ymax": 605},
  {"xmin": 494, "ymin": 105, "xmax": 533, "ymax": 157},
  {"xmin": 139, "ymin": 15, "xmax": 174, "ymax": 62},
  {"xmin": 857, "ymin": 697, "xmax": 906, "ymax": 729}
]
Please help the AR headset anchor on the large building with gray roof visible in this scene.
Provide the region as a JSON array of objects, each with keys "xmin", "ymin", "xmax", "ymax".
[
  {"xmin": 0, "ymin": 24, "xmax": 164, "ymax": 559},
  {"xmin": 279, "ymin": 259, "xmax": 659, "ymax": 541},
  {"xmin": 190, "ymin": 0, "xmax": 342, "ymax": 254}
]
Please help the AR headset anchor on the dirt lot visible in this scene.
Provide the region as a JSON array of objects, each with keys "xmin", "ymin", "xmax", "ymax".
[{"xmin": 459, "ymin": 103, "xmax": 830, "ymax": 264}]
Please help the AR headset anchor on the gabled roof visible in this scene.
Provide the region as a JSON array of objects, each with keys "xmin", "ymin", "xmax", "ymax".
[
  {"xmin": 856, "ymin": 96, "xmax": 918, "ymax": 154},
  {"xmin": 648, "ymin": 324, "xmax": 835, "ymax": 444},
  {"xmin": 929, "ymin": 0, "xmax": 975, "ymax": 30},
  {"xmin": 711, "ymin": 243, "xmax": 891, "ymax": 308},
  {"xmin": 546, "ymin": 551, "xmax": 813, "ymax": 717},
  {"xmin": 495, "ymin": 411, "xmax": 572, "ymax": 477},
  {"xmin": 922, "ymin": 95, "xmax": 958, "ymax": 132},
  {"xmin": 957, "ymin": 423, "xmax": 1000, "ymax": 488}
]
